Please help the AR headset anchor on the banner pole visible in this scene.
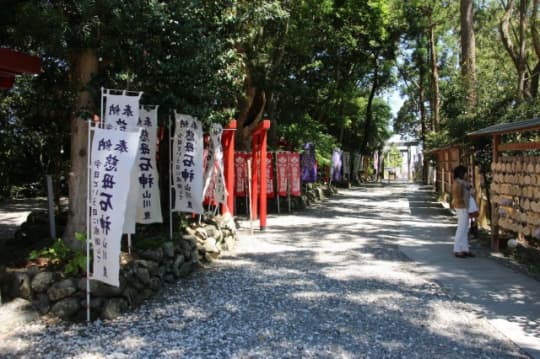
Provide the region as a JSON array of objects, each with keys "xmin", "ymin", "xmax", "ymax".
[
  {"xmin": 169, "ymin": 113, "xmax": 173, "ymax": 240},
  {"xmin": 287, "ymin": 153, "xmax": 292, "ymax": 214},
  {"xmin": 247, "ymin": 158, "xmax": 253, "ymax": 236},
  {"xmin": 276, "ymin": 151, "xmax": 281, "ymax": 214},
  {"xmin": 86, "ymin": 119, "xmax": 92, "ymax": 323}
]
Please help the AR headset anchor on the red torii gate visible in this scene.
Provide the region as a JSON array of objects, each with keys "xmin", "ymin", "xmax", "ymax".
[
  {"xmin": 221, "ymin": 119, "xmax": 236, "ymax": 216},
  {"xmin": 250, "ymin": 120, "xmax": 271, "ymax": 231},
  {"xmin": 0, "ymin": 48, "xmax": 41, "ymax": 89}
]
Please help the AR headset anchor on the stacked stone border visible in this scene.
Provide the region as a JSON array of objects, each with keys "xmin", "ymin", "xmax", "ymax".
[{"xmin": 0, "ymin": 183, "xmax": 336, "ymax": 322}]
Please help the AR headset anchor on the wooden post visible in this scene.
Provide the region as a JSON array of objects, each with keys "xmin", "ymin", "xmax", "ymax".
[
  {"xmin": 251, "ymin": 120, "xmax": 271, "ymax": 231},
  {"xmin": 250, "ymin": 145, "xmax": 258, "ymax": 222},
  {"xmin": 491, "ymin": 134, "xmax": 501, "ymax": 252}
]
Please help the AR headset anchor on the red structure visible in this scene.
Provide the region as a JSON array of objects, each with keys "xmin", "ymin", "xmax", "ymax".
[
  {"xmin": 0, "ymin": 48, "xmax": 41, "ymax": 89},
  {"xmin": 221, "ymin": 119, "xmax": 236, "ymax": 215},
  {"xmin": 250, "ymin": 120, "xmax": 271, "ymax": 230}
]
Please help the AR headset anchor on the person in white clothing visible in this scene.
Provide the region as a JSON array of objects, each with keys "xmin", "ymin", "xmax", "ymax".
[{"xmin": 451, "ymin": 165, "xmax": 475, "ymax": 258}]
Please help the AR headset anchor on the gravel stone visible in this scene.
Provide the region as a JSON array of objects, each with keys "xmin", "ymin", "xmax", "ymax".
[{"xmin": 0, "ymin": 185, "xmax": 529, "ymax": 358}]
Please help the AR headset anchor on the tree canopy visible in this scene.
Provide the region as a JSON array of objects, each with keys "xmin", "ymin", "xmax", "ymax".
[{"xmin": 2, "ymin": 0, "xmax": 540, "ymax": 240}]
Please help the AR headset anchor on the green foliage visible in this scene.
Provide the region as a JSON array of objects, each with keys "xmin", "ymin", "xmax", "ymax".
[
  {"xmin": 424, "ymin": 129, "xmax": 450, "ymax": 151},
  {"xmin": 385, "ymin": 145, "xmax": 403, "ymax": 168},
  {"xmin": 28, "ymin": 233, "xmax": 87, "ymax": 276},
  {"xmin": 279, "ymin": 114, "xmax": 337, "ymax": 167}
]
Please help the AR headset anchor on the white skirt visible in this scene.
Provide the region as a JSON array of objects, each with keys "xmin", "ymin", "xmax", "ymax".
[{"xmin": 469, "ymin": 195, "xmax": 479, "ymax": 213}]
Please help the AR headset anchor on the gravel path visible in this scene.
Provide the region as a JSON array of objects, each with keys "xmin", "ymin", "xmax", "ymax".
[{"xmin": 0, "ymin": 184, "xmax": 529, "ymax": 358}]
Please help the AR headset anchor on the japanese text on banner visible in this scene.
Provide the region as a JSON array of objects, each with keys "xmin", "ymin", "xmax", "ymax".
[
  {"xmin": 136, "ymin": 107, "xmax": 162, "ymax": 223},
  {"xmin": 172, "ymin": 114, "xmax": 204, "ymax": 214},
  {"xmin": 90, "ymin": 127, "xmax": 141, "ymax": 287},
  {"xmin": 103, "ymin": 92, "xmax": 142, "ymax": 234}
]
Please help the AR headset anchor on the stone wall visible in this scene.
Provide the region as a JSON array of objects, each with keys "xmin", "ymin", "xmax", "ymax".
[{"xmin": 0, "ymin": 214, "xmax": 237, "ymax": 321}]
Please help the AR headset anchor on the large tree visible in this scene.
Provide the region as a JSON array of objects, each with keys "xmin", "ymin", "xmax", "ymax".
[
  {"xmin": 2, "ymin": 1, "xmax": 243, "ymax": 247},
  {"xmin": 460, "ymin": 0, "xmax": 477, "ymax": 109}
]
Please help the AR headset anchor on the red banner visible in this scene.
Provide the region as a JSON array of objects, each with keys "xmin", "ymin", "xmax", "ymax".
[
  {"xmin": 276, "ymin": 152, "xmax": 301, "ymax": 197},
  {"xmin": 288, "ymin": 152, "xmax": 301, "ymax": 196},
  {"xmin": 276, "ymin": 152, "xmax": 288, "ymax": 196},
  {"xmin": 255, "ymin": 152, "xmax": 275, "ymax": 198},
  {"xmin": 204, "ymin": 160, "xmax": 219, "ymax": 205},
  {"xmin": 234, "ymin": 152, "xmax": 250, "ymax": 197},
  {"xmin": 266, "ymin": 152, "xmax": 275, "ymax": 198}
]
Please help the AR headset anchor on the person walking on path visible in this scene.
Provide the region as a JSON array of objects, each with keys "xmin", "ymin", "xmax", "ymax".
[{"xmin": 451, "ymin": 165, "xmax": 475, "ymax": 258}]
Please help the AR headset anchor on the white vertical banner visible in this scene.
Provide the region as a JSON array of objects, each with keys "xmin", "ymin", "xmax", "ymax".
[
  {"xmin": 90, "ymin": 127, "xmax": 141, "ymax": 287},
  {"xmin": 136, "ymin": 107, "xmax": 163, "ymax": 223},
  {"xmin": 353, "ymin": 153, "xmax": 361, "ymax": 181},
  {"xmin": 102, "ymin": 90, "xmax": 143, "ymax": 234},
  {"xmin": 203, "ymin": 123, "xmax": 227, "ymax": 205},
  {"xmin": 103, "ymin": 93, "xmax": 141, "ymax": 129},
  {"xmin": 342, "ymin": 151, "xmax": 350, "ymax": 178},
  {"xmin": 172, "ymin": 113, "xmax": 204, "ymax": 214}
]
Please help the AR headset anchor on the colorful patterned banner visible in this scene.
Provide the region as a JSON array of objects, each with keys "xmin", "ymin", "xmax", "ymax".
[
  {"xmin": 288, "ymin": 152, "xmax": 301, "ymax": 196},
  {"xmin": 276, "ymin": 152, "xmax": 288, "ymax": 197},
  {"xmin": 136, "ymin": 107, "xmax": 162, "ymax": 223},
  {"xmin": 90, "ymin": 127, "xmax": 141, "ymax": 287},
  {"xmin": 276, "ymin": 152, "xmax": 301, "ymax": 197},
  {"xmin": 172, "ymin": 114, "xmax": 204, "ymax": 214},
  {"xmin": 266, "ymin": 152, "xmax": 275, "ymax": 198},
  {"xmin": 234, "ymin": 152, "xmax": 250, "ymax": 197},
  {"xmin": 301, "ymin": 143, "xmax": 317, "ymax": 183}
]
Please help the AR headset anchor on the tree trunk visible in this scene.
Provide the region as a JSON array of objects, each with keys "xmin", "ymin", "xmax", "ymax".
[
  {"xmin": 499, "ymin": 0, "xmax": 530, "ymax": 101},
  {"xmin": 460, "ymin": 0, "xmax": 477, "ymax": 110},
  {"xmin": 531, "ymin": 0, "xmax": 540, "ymax": 97},
  {"xmin": 419, "ymin": 73, "xmax": 428, "ymax": 182},
  {"xmin": 63, "ymin": 48, "xmax": 98, "ymax": 249},
  {"xmin": 429, "ymin": 24, "xmax": 441, "ymax": 131},
  {"xmin": 361, "ymin": 64, "xmax": 379, "ymax": 155}
]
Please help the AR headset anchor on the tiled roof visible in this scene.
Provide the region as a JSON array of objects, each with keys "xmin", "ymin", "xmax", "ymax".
[{"xmin": 467, "ymin": 117, "xmax": 540, "ymax": 137}]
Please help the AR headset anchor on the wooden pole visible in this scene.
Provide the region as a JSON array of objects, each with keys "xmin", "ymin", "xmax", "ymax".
[{"xmin": 491, "ymin": 134, "xmax": 501, "ymax": 252}]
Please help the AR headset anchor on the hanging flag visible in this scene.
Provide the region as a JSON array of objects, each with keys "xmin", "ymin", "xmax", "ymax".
[
  {"xmin": 301, "ymin": 143, "xmax": 317, "ymax": 183},
  {"xmin": 266, "ymin": 152, "xmax": 275, "ymax": 198},
  {"xmin": 234, "ymin": 152, "xmax": 250, "ymax": 197},
  {"xmin": 342, "ymin": 152, "xmax": 350, "ymax": 179},
  {"xmin": 172, "ymin": 114, "xmax": 204, "ymax": 214},
  {"xmin": 203, "ymin": 123, "xmax": 227, "ymax": 205},
  {"xmin": 102, "ymin": 90, "xmax": 143, "ymax": 234},
  {"xmin": 352, "ymin": 153, "xmax": 362, "ymax": 182},
  {"xmin": 276, "ymin": 152, "xmax": 288, "ymax": 197},
  {"xmin": 288, "ymin": 152, "xmax": 301, "ymax": 196},
  {"xmin": 90, "ymin": 127, "xmax": 141, "ymax": 287},
  {"xmin": 331, "ymin": 148, "xmax": 342, "ymax": 182},
  {"xmin": 136, "ymin": 107, "xmax": 162, "ymax": 223},
  {"xmin": 103, "ymin": 92, "xmax": 141, "ymax": 129}
]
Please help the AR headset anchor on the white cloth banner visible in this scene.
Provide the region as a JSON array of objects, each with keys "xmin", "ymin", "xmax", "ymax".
[
  {"xmin": 90, "ymin": 127, "xmax": 141, "ymax": 287},
  {"xmin": 203, "ymin": 123, "xmax": 227, "ymax": 205},
  {"xmin": 342, "ymin": 151, "xmax": 351, "ymax": 177},
  {"xmin": 136, "ymin": 107, "xmax": 163, "ymax": 223},
  {"xmin": 104, "ymin": 93, "xmax": 141, "ymax": 129},
  {"xmin": 172, "ymin": 114, "xmax": 204, "ymax": 214},
  {"xmin": 103, "ymin": 91, "xmax": 142, "ymax": 234},
  {"xmin": 352, "ymin": 153, "xmax": 362, "ymax": 181}
]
